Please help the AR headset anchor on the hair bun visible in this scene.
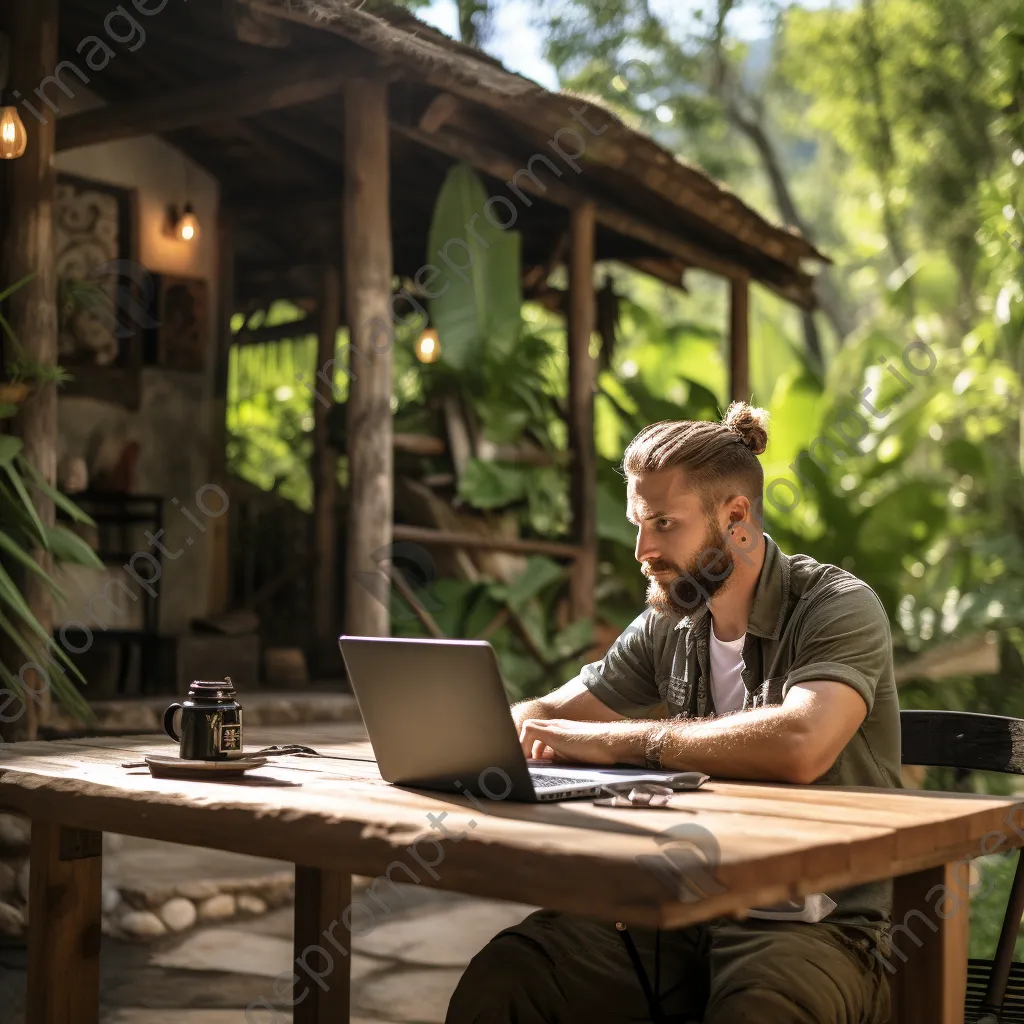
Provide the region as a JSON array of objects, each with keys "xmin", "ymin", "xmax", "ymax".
[{"xmin": 722, "ymin": 401, "xmax": 769, "ymax": 455}]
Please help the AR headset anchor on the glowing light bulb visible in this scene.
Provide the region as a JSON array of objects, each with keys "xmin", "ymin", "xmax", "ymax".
[
  {"xmin": 0, "ymin": 106, "xmax": 28, "ymax": 160},
  {"xmin": 177, "ymin": 203, "xmax": 199, "ymax": 242},
  {"xmin": 415, "ymin": 328, "xmax": 441, "ymax": 363}
]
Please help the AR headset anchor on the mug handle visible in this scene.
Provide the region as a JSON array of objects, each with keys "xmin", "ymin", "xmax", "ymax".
[{"xmin": 163, "ymin": 703, "xmax": 183, "ymax": 743}]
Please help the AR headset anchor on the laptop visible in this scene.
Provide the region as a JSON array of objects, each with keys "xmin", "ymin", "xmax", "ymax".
[{"xmin": 339, "ymin": 635, "xmax": 694, "ymax": 802}]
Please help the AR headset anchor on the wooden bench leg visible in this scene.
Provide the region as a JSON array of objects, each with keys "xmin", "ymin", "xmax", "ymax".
[
  {"xmin": 27, "ymin": 821, "xmax": 103, "ymax": 1024},
  {"xmin": 292, "ymin": 866, "xmax": 352, "ymax": 1024},
  {"xmin": 886, "ymin": 862, "xmax": 969, "ymax": 1024}
]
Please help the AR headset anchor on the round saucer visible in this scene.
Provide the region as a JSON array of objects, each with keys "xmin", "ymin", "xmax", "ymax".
[{"xmin": 144, "ymin": 755, "xmax": 267, "ymax": 779}]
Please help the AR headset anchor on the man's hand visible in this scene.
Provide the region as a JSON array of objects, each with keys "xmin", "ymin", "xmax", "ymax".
[
  {"xmin": 510, "ymin": 679, "xmax": 625, "ymax": 738},
  {"xmin": 519, "ymin": 718, "xmax": 646, "ymax": 765}
]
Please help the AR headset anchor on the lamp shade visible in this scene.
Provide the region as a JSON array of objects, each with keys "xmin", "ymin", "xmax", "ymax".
[{"xmin": 0, "ymin": 106, "xmax": 27, "ymax": 160}]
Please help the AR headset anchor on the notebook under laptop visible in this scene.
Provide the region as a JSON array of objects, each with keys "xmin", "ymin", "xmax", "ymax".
[{"xmin": 338, "ymin": 635, "xmax": 689, "ymax": 802}]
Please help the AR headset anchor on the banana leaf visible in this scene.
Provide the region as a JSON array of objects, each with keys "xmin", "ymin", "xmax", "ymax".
[{"xmin": 426, "ymin": 164, "xmax": 522, "ymax": 370}]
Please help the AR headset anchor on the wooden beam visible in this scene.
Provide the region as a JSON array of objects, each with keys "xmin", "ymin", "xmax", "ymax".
[
  {"xmin": 729, "ymin": 273, "xmax": 750, "ymax": 403},
  {"xmin": 206, "ymin": 210, "xmax": 235, "ymax": 618},
  {"xmin": 391, "ymin": 526, "xmax": 581, "ymax": 562},
  {"xmin": 27, "ymin": 822, "xmax": 102, "ymax": 1023},
  {"xmin": 344, "ymin": 74, "xmax": 395, "ymax": 638},
  {"xmin": 234, "ymin": 315, "xmax": 315, "ymax": 346},
  {"xmin": 56, "ymin": 57, "xmax": 368, "ymax": 152},
  {"xmin": 567, "ymin": 203, "xmax": 598, "ymax": 624},
  {"xmin": 312, "ymin": 265, "xmax": 341, "ymax": 669},
  {"xmin": 626, "ymin": 257, "xmax": 689, "ymax": 292},
  {"xmin": 224, "ymin": 0, "xmax": 292, "ymax": 46},
  {"xmin": 3, "ymin": 0, "xmax": 59, "ymax": 738},
  {"xmin": 394, "ymin": 433, "xmax": 445, "ymax": 456},
  {"xmin": 293, "ymin": 866, "xmax": 351, "ymax": 1024},
  {"xmin": 418, "ymin": 93, "xmax": 462, "ymax": 133},
  {"xmin": 212, "ymin": 211, "xmax": 234, "ymax": 472}
]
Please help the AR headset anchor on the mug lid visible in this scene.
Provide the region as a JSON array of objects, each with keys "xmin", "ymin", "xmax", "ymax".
[{"xmin": 189, "ymin": 677, "xmax": 236, "ymax": 698}]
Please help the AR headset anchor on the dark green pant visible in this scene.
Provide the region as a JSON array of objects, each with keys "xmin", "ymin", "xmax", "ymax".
[{"xmin": 445, "ymin": 909, "xmax": 890, "ymax": 1024}]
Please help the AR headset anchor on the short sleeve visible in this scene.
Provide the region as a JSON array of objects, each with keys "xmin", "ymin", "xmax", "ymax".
[
  {"xmin": 568, "ymin": 609, "xmax": 662, "ymax": 715},
  {"xmin": 782, "ymin": 583, "xmax": 891, "ymax": 714}
]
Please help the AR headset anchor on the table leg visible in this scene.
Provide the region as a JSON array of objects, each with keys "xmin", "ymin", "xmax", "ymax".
[
  {"xmin": 26, "ymin": 821, "xmax": 103, "ymax": 1024},
  {"xmin": 293, "ymin": 866, "xmax": 352, "ymax": 1024},
  {"xmin": 886, "ymin": 862, "xmax": 969, "ymax": 1024}
]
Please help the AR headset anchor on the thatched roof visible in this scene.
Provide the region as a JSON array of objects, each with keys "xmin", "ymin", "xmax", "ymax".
[{"xmin": 56, "ymin": 0, "xmax": 825, "ymax": 306}]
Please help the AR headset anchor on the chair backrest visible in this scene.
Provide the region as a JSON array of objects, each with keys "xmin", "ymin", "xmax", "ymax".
[
  {"xmin": 902, "ymin": 709, "xmax": 1024, "ymax": 1020},
  {"xmin": 900, "ymin": 709, "xmax": 1024, "ymax": 775}
]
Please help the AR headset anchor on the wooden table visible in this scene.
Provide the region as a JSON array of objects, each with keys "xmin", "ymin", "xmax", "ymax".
[{"xmin": 1, "ymin": 728, "xmax": 1020, "ymax": 1024}]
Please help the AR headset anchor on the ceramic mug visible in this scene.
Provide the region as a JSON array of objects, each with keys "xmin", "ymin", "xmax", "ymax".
[{"xmin": 163, "ymin": 679, "xmax": 243, "ymax": 760}]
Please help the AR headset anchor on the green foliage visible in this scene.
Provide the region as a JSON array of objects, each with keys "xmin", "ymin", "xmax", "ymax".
[
  {"xmin": 0, "ymin": 277, "xmax": 102, "ymax": 723},
  {"xmin": 970, "ymin": 851, "xmax": 1024, "ymax": 961},
  {"xmin": 0, "ymin": 273, "xmax": 73, "ymax": 388},
  {"xmin": 226, "ymin": 308, "xmax": 319, "ymax": 511},
  {"xmin": 427, "ymin": 164, "xmax": 523, "ymax": 371}
]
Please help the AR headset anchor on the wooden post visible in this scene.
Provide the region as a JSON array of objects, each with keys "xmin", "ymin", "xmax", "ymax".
[
  {"xmin": 206, "ymin": 210, "xmax": 234, "ymax": 617},
  {"xmin": 567, "ymin": 202, "xmax": 598, "ymax": 623},
  {"xmin": 729, "ymin": 274, "xmax": 750, "ymax": 404},
  {"xmin": 886, "ymin": 863, "xmax": 969, "ymax": 1024},
  {"xmin": 3, "ymin": 0, "xmax": 59, "ymax": 736},
  {"xmin": 27, "ymin": 822, "xmax": 103, "ymax": 1023},
  {"xmin": 312, "ymin": 265, "xmax": 341, "ymax": 667},
  {"xmin": 343, "ymin": 75, "xmax": 394, "ymax": 638},
  {"xmin": 293, "ymin": 866, "xmax": 352, "ymax": 1024}
]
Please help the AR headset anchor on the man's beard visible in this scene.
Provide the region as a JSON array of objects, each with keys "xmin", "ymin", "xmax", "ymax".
[{"xmin": 643, "ymin": 518, "xmax": 735, "ymax": 617}]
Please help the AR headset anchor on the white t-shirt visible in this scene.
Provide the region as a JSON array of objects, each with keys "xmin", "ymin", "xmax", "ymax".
[
  {"xmin": 709, "ymin": 625, "xmax": 747, "ymax": 714},
  {"xmin": 708, "ymin": 620, "xmax": 837, "ymax": 923}
]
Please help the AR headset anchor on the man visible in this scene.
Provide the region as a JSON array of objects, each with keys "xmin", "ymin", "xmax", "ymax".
[{"xmin": 446, "ymin": 403, "xmax": 901, "ymax": 1024}]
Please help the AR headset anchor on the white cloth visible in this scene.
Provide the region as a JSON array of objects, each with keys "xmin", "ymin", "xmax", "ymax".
[
  {"xmin": 709, "ymin": 625, "xmax": 747, "ymax": 714},
  {"xmin": 709, "ymin": 620, "xmax": 836, "ymax": 923},
  {"xmin": 745, "ymin": 892, "xmax": 839, "ymax": 923}
]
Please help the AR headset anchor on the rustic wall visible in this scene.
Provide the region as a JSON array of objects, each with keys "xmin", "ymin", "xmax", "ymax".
[{"xmin": 53, "ymin": 89, "xmax": 222, "ymax": 636}]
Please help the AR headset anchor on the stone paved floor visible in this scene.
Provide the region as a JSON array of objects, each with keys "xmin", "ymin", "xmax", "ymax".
[{"xmin": 0, "ymin": 846, "xmax": 536, "ymax": 1023}]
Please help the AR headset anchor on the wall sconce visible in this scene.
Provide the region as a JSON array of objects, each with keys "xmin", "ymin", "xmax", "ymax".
[
  {"xmin": 415, "ymin": 327, "xmax": 441, "ymax": 363},
  {"xmin": 0, "ymin": 34, "xmax": 26, "ymax": 160},
  {"xmin": 167, "ymin": 202, "xmax": 200, "ymax": 242}
]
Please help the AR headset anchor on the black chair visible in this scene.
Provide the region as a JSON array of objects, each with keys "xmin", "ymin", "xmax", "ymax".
[{"xmin": 902, "ymin": 709, "xmax": 1024, "ymax": 1024}]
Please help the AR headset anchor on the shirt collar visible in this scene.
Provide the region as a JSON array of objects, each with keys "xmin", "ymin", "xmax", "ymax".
[{"xmin": 673, "ymin": 533, "xmax": 790, "ymax": 641}]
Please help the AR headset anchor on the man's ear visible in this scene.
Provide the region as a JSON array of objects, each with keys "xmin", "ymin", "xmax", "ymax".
[{"xmin": 726, "ymin": 494, "xmax": 751, "ymax": 527}]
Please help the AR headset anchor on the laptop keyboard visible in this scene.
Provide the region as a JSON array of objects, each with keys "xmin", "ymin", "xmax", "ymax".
[{"xmin": 530, "ymin": 773, "xmax": 594, "ymax": 788}]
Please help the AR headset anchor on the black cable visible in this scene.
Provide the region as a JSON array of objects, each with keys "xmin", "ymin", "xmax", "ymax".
[
  {"xmin": 655, "ymin": 927, "xmax": 661, "ymax": 1002},
  {"xmin": 615, "ymin": 923, "xmax": 666, "ymax": 1024}
]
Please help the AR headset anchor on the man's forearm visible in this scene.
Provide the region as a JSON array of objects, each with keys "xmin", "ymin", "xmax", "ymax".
[
  {"xmin": 615, "ymin": 707, "xmax": 821, "ymax": 784},
  {"xmin": 511, "ymin": 680, "xmax": 624, "ymax": 733},
  {"xmin": 510, "ymin": 697, "xmax": 552, "ymax": 731}
]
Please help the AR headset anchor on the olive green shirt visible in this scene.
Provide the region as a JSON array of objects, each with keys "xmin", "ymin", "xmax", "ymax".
[{"xmin": 573, "ymin": 533, "xmax": 902, "ymax": 929}]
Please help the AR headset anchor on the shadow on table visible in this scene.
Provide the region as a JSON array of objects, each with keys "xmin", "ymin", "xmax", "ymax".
[
  {"xmin": 397, "ymin": 779, "xmax": 1019, "ymax": 840},
  {"xmin": 123, "ymin": 770, "xmax": 302, "ymax": 788}
]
